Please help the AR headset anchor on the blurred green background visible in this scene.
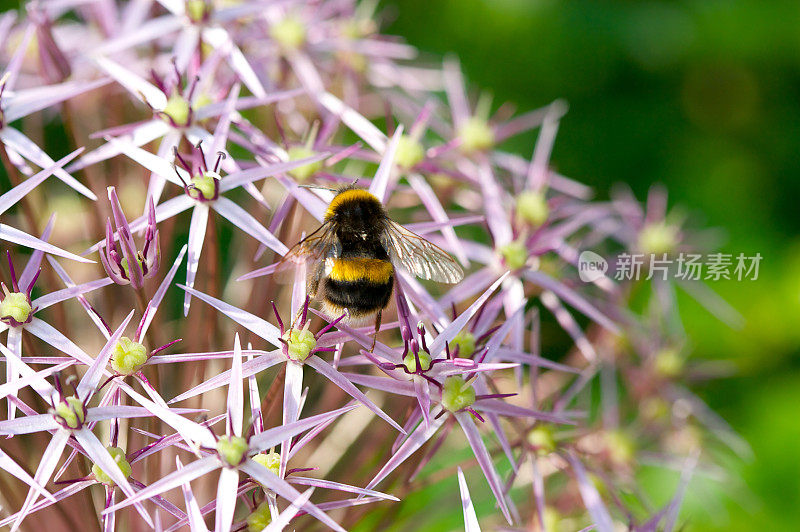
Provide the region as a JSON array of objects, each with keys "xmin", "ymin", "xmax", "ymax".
[{"xmin": 381, "ymin": 0, "xmax": 800, "ymax": 529}]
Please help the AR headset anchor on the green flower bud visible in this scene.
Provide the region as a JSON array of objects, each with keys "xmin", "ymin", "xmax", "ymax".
[
  {"xmin": 543, "ymin": 507, "xmax": 562, "ymax": 532},
  {"xmin": 0, "ymin": 292, "xmax": 32, "ymax": 324},
  {"xmin": 402, "ymin": 350, "xmax": 432, "ymax": 373},
  {"xmin": 527, "ymin": 425, "xmax": 556, "ymax": 456},
  {"xmin": 193, "ymin": 92, "xmax": 212, "ymax": 111},
  {"xmin": 111, "ymin": 336, "xmax": 148, "ymax": 375},
  {"xmin": 338, "ymin": 51, "xmax": 367, "ymax": 73},
  {"xmin": 283, "ymin": 325, "xmax": 317, "ymax": 363},
  {"xmin": 516, "ymin": 190, "xmax": 549, "ymax": 227},
  {"xmin": 217, "ymin": 435, "xmax": 249, "ymax": 467},
  {"xmin": 287, "ymin": 146, "xmax": 323, "ymax": 181},
  {"xmin": 395, "ymin": 135, "xmax": 425, "ymax": 170},
  {"xmin": 162, "ymin": 94, "xmax": 191, "ymax": 127},
  {"xmin": 441, "ymin": 376, "xmax": 476, "ymax": 412},
  {"xmin": 271, "ymin": 17, "xmax": 306, "ymax": 51},
  {"xmin": 654, "ymin": 348, "xmax": 684, "ymax": 378},
  {"xmin": 499, "ymin": 240, "xmax": 528, "ymax": 271},
  {"xmin": 252, "ymin": 451, "xmax": 281, "ymax": 477},
  {"xmin": 91, "ymin": 446, "xmax": 132, "ymax": 486},
  {"xmin": 54, "ymin": 396, "xmax": 86, "ymax": 429},
  {"xmin": 246, "ymin": 501, "xmax": 272, "ymax": 532},
  {"xmin": 189, "ymin": 172, "xmax": 219, "ymax": 201},
  {"xmin": 450, "ymin": 331, "xmax": 476, "ymax": 358},
  {"xmin": 603, "ymin": 430, "xmax": 635, "ymax": 466},
  {"xmin": 185, "ymin": 0, "xmax": 211, "ymax": 23},
  {"xmin": 457, "ymin": 117, "xmax": 494, "ymax": 154},
  {"xmin": 638, "ymin": 222, "xmax": 679, "ymax": 255}
]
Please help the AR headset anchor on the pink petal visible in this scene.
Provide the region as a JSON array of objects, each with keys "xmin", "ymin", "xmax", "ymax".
[
  {"xmin": 140, "ymin": 244, "xmax": 187, "ymax": 339},
  {"xmin": 454, "ymin": 411, "xmax": 512, "ymax": 524},
  {"xmin": 218, "ymin": 152, "xmax": 331, "ymax": 194},
  {"xmin": 0, "ymin": 148, "xmax": 80, "ymax": 214},
  {"xmin": 212, "ymin": 196, "xmax": 289, "ymax": 255},
  {"xmin": 214, "ymin": 467, "xmax": 240, "ymax": 532},
  {"xmin": 428, "ymin": 273, "xmax": 508, "ymax": 356},
  {"xmin": 168, "ymin": 351, "xmax": 283, "ymax": 404},
  {"xmin": 526, "ymin": 100, "xmax": 568, "ymax": 191},
  {"xmin": 249, "ymin": 403, "xmax": 358, "ymax": 454},
  {"xmin": 76, "ymin": 310, "xmax": 135, "ymax": 400},
  {"xmin": 289, "ymin": 476, "xmax": 398, "ymax": 501},
  {"xmin": 306, "ymin": 356, "xmax": 404, "ymax": 433},
  {"xmin": 457, "ymin": 467, "xmax": 481, "ymax": 532},
  {"xmin": 94, "ymin": 55, "xmax": 167, "ymax": 108},
  {"xmin": 75, "ymin": 428, "xmax": 153, "ymax": 526},
  {"xmin": 176, "ymin": 457, "xmax": 210, "ymax": 532},
  {"xmin": 183, "ymin": 204, "xmax": 210, "ymax": 315},
  {"xmin": 1, "ymin": 127, "xmax": 95, "ymax": 199},
  {"xmin": 443, "ymin": 57, "xmax": 469, "ymax": 127},
  {"xmin": 228, "ymin": 334, "xmax": 244, "ymax": 437},
  {"xmin": 524, "ymin": 270, "xmax": 619, "ymax": 333},
  {"xmin": 262, "ymin": 488, "xmax": 314, "ymax": 532},
  {"xmin": 318, "ymin": 92, "xmax": 387, "ymax": 152},
  {"xmin": 566, "ymin": 452, "xmax": 615, "ymax": 532},
  {"xmin": 365, "ymin": 409, "xmax": 446, "ymax": 492},
  {"xmin": 25, "ymin": 318, "xmax": 93, "ymax": 365},
  {"xmin": 240, "ymin": 460, "xmax": 345, "ymax": 532},
  {"xmin": 10, "ymin": 429, "xmax": 70, "ymax": 531},
  {"xmin": 203, "ymin": 26, "xmax": 266, "ymax": 98},
  {"xmin": 104, "ymin": 456, "xmax": 219, "ymax": 515},
  {"xmin": 0, "ymin": 413, "xmax": 59, "ymax": 435},
  {"xmin": 369, "ymin": 125, "xmax": 403, "ymax": 203},
  {"xmin": 32, "ymin": 277, "xmax": 113, "ymax": 311},
  {"xmin": 0, "ymin": 224, "xmax": 91, "ymax": 263},
  {"xmin": 178, "ymin": 284, "xmax": 282, "ymax": 346}
]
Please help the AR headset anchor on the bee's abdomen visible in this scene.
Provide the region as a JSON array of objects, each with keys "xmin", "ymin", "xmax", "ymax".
[{"xmin": 322, "ymin": 257, "xmax": 393, "ymax": 317}]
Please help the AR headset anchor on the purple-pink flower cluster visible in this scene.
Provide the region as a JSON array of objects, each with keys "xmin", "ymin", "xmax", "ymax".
[{"xmin": 0, "ymin": 2, "xmax": 744, "ymax": 531}]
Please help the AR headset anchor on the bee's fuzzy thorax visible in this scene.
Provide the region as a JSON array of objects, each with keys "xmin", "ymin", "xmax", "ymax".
[{"xmin": 324, "ymin": 187, "xmax": 385, "ymax": 223}]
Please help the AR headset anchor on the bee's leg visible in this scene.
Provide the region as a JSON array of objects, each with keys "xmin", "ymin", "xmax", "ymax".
[{"xmin": 370, "ymin": 310, "xmax": 382, "ymax": 353}]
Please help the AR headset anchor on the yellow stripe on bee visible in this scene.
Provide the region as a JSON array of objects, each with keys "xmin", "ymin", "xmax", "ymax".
[
  {"xmin": 326, "ymin": 257, "xmax": 393, "ymax": 284},
  {"xmin": 325, "ymin": 189, "xmax": 380, "ymax": 220}
]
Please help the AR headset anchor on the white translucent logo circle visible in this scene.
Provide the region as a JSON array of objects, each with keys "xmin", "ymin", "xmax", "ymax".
[{"xmin": 578, "ymin": 251, "xmax": 608, "ymax": 283}]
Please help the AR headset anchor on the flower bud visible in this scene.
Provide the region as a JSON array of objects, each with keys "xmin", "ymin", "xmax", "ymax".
[
  {"xmin": 162, "ymin": 94, "xmax": 191, "ymax": 127},
  {"xmin": 441, "ymin": 376, "xmax": 476, "ymax": 412},
  {"xmin": 527, "ymin": 425, "xmax": 556, "ymax": 456},
  {"xmin": 252, "ymin": 451, "xmax": 281, "ymax": 476},
  {"xmin": 458, "ymin": 117, "xmax": 494, "ymax": 154},
  {"xmin": 287, "ymin": 146, "xmax": 323, "ymax": 181},
  {"xmin": 91, "ymin": 447, "xmax": 132, "ymax": 486},
  {"xmin": 450, "ymin": 331, "xmax": 476, "ymax": 358},
  {"xmin": 654, "ymin": 348, "xmax": 684, "ymax": 378},
  {"xmin": 271, "ymin": 17, "xmax": 306, "ymax": 51},
  {"xmin": 188, "ymin": 172, "xmax": 220, "ymax": 201},
  {"xmin": 217, "ymin": 435, "xmax": 249, "ymax": 467},
  {"xmin": 402, "ymin": 350, "xmax": 432, "ymax": 373},
  {"xmin": 638, "ymin": 222, "xmax": 679, "ymax": 256},
  {"xmin": 185, "ymin": 0, "xmax": 212, "ymax": 24},
  {"xmin": 283, "ymin": 324, "xmax": 317, "ymax": 363},
  {"xmin": 0, "ymin": 292, "xmax": 33, "ymax": 326},
  {"xmin": 111, "ymin": 337, "xmax": 148, "ymax": 375},
  {"xmin": 53, "ymin": 396, "xmax": 87, "ymax": 430},
  {"xmin": 246, "ymin": 501, "xmax": 272, "ymax": 532},
  {"xmin": 395, "ymin": 135, "xmax": 425, "ymax": 170},
  {"xmin": 499, "ymin": 240, "xmax": 528, "ymax": 271},
  {"xmin": 516, "ymin": 190, "xmax": 549, "ymax": 227}
]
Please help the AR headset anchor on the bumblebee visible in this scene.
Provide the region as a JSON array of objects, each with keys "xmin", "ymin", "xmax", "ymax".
[{"xmin": 282, "ymin": 186, "xmax": 464, "ymax": 346}]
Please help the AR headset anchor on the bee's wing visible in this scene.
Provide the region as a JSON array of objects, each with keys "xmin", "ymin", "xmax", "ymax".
[
  {"xmin": 274, "ymin": 222, "xmax": 338, "ymax": 285},
  {"xmin": 382, "ymin": 219, "xmax": 464, "ymax": 283}
]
